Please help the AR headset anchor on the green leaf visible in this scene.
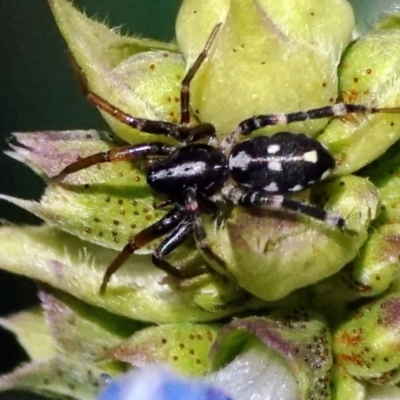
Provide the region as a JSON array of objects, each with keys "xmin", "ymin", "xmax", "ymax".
[
  {"xmin": 5, "ymin": 130, "xmax": 158, "ymax": 252},
  {"xmin": 0, "ymin": 308, "xmax": 56, "ymax": 361},
  {"xmin": 0, "ymin": 225, "xmax": 266, "ymax": 323}
]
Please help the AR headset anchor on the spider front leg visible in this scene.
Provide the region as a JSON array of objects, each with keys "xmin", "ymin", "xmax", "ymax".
[
  {"xmin": 99, "ymin": 205, "xmax": 185, "ymax": 294},
  {"xmin": 72, "ymin": 24, "xmax": 221, "ymax": 143},
  {"xmin": 72, "ymin": 61, "xmax": 180, "ymax": 139},
  {"xmin": 179, "ymin": 23, "xmax": 221, "ymax": 129},
  {"xmin": 238, "ymin": 190, "xmax": 345, "ymax": 229},
  {"xmin": 151, "ymin": 217, "xmax": 210, "ymax": 279},
  {"xmin": 53, "ymin": 142, "xmax": 178, "ymax": 180},
  {"xmin": 185, "ymin": 187, "xmax": 228, "ymax": 270}
]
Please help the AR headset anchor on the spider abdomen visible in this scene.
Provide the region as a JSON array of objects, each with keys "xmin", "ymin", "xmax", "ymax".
[
  {"xmin": 147, "ymin": 143, "xmax": 228, "ymax": 198},
  {"xmin": 228, "ymin": 132, "xmax": 335, "ymax": 194}
]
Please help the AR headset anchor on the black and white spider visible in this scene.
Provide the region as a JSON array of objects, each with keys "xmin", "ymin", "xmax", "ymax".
[{"xmin": 53, "ymin": 24, "xmax": 400, "ymax": 293}]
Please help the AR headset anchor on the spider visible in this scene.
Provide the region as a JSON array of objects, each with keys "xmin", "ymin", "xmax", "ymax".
[{"xmin": 53, "ymin": 24, "xmax": 400, "ymax": 294}]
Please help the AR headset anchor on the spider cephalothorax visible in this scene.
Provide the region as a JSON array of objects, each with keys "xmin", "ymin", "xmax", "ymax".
[{"xmin": 54, "ymin": 24, "xmax": 400, "ymax": 293}]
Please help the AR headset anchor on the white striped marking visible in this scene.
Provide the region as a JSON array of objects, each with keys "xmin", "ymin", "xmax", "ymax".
[{"xmin": 151, "ymin": 161, "xmax": 207, "ymax": 180}]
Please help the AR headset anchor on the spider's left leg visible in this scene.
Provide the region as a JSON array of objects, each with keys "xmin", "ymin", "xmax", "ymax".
[
  {"xmin": 53, "ymin": 142, "xmax": 177, "ymax": 180},
  {"xmin": 100, "ymin": 205, "xmax": 184, "ymax": 294},
  {"xmin": 71, "ymin": 60, "xmax": 181, "ymax": 140},
  {"xmin": 152, "ymin": 217, "xmax": 210, "ymax": 279},
  {"xmin": 238, "ymin": 190, "xmax": 345, "ymax": 229},
  {"xmin": 185, "ymin": 188, "xmax": 228, "ymax": 270}
]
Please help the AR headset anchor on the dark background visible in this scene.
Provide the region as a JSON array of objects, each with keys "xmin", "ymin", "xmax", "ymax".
[{"xmin": 0, "ymin": 0, "xmax": 180, "ymax": 398}]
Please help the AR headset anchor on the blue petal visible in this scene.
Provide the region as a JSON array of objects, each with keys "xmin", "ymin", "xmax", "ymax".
[{"xmin": 98, "ymin": 366, "xmax": 233, "ymax": 400}]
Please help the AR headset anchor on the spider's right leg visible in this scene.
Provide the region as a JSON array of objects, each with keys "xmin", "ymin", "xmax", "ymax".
[
  {"xmin": 239, "ymin": 190, "xmax": 345, "ymax": 229},
  {"xmin": 99, "ymin": 205, "xmax": 184, "ymax": 294},
  {"xmin": 53, "ymin": 142, "xmax": 177, "ymax": 180}
]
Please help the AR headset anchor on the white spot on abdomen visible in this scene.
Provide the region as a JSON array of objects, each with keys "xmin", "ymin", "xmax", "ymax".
[
  {"xmin": 264, "ymin": 182, "xmax": 279, "ymax": 192},
  {"xmin": 288, "ymin": 184, "xmax": 303, "ymax": 192},
  {"xmin": 267, "ymin": 144, "xmax": 280, "ymax": 154},
  {"xmin": 268, "ymin": 160, "xmax": 282, "ymax": 171},
  {"xmin": 229, "ymin": 151, "xmax": 252, "ymax": 170},
  {"xmin": 302, "ymin": 150, "xmax": 318, "ymax": 163}
]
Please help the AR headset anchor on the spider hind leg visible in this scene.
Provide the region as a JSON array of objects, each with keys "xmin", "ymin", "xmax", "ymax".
[{"xmin": 238, "ymin": 190, "xmax": 345, "ymax": 229}]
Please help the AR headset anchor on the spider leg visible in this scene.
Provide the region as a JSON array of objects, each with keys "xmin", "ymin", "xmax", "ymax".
[
  {"xmin": 53, "ymin": 142, "xmax": 178, "ymax": 180},
  {"xmin": 238, "ymin": 190, "xmax": 345, "ymax": 229},
  {"xmin": 151, "ymin": 217, "xmax": 210, "ymax": 279},
  {"xmin": 232, "ymin": 103, "xmax": 400, "ymax": 138},
  {"xmin": 197, "ymin": 191, "xmax": 223, "ymax": 214},
  {"xmin": 180, "ymin": 24, "xmax": 221, "ymax": 127},
  {"xmin": 153, "ymin": 198, "xmax": 175, "ymax": 209},
  {"xmin": 70, "ymin": 56, "xmax": 183, "ymax": 139},
  {"xmin": 99, "ymin": 205, "xmax": 184, "ymax": 294},
  {"xmin": 70, "ymin": 25, "xmax": 221, "ymax": 143},
  {"xmin": 185, "ymin": 187, "xmax": 227, "ymax": 271}
]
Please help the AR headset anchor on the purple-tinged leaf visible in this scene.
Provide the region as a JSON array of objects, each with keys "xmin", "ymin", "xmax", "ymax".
[
  {"xmin": 38, "ymin": 288, "xmax": 141, "ymax": 359},
  {"xmin": 211, "ymin": 309, "xmax": 332, "ymax": 400},
  {"xmin": 0, "ymin": 355, "xmax": 117, "ymax": 400},
  {"xmin": 0, "ymin": 307, "xmax": 56, "ymax": 361}
]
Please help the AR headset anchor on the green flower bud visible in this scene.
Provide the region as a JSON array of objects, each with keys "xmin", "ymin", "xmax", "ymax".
[
  {"xmin": 346, "ymin": 224, "xmax": 400, "ymax": 297},
  {"xmin": 176, "ymin": 0, "xmax": 354, "ymax": 135},
  {"xmin": 49, "ymin": 0, "xmax": 185, "ymax": 145},
  {"xmin": 212, "ymin": 308, "xmax": 332, "ymax": 400},
  {"xmin": 330, "ymin": 364, "xmax": 366, "ymax": 400},
  {"xmin": 320, "ymin": 29, "xmax": 400, "ymax": 175},
  {"xmin": 362, "ymin": 139, "xmax": 400, "ymax": 225},
  {"xmin": 334, "ymin": 293, "xmax": 400, "ymax": 384},
  {"xmin": 204, "ymin": 175, "xmax": 379, "ymax": 301},
  {"xmin": 107, "ymin": 323, "xmax": 220, "ymax": 376}
]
